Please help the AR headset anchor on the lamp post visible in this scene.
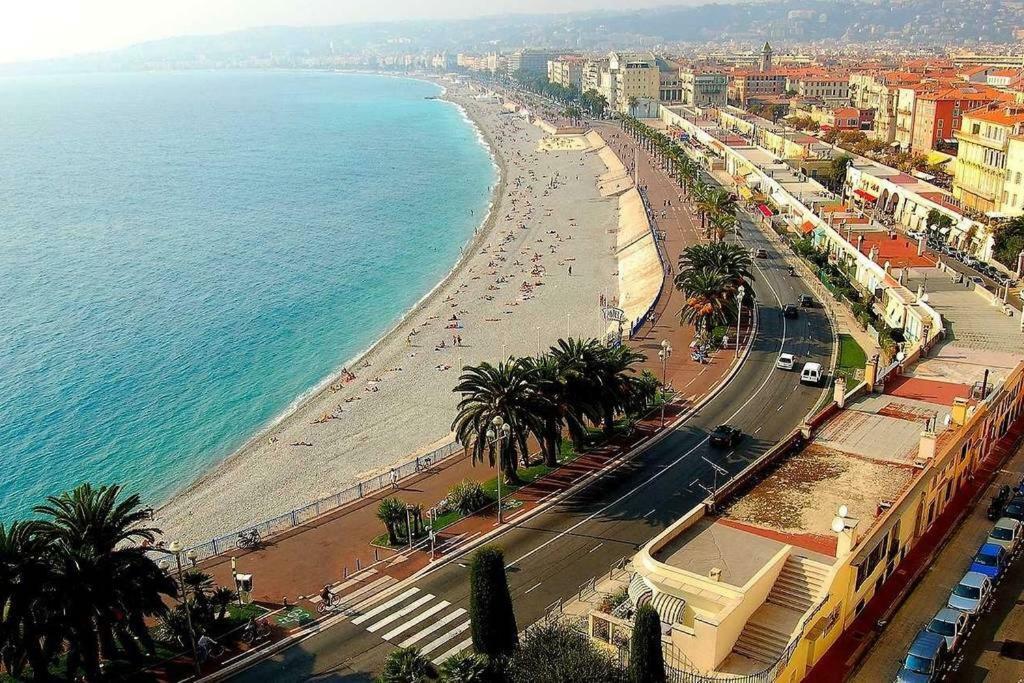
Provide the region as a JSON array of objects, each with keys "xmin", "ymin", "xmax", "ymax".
[
  {"xmin": 487, "ymin": 416, "xmax": 512, "ymax": 524},
  {"xmin": 658, "ymin": 340, "xmax": 673, "ymax": 427},
  {"xmin": 735, "ymin": 285, "xmax": 747, "ymax": 358},
  {"xmin": 156, "ymin": 542, "xmax": 201, "ymax": 677}
]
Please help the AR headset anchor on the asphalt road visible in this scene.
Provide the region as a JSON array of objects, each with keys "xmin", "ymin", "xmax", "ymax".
[{"xmin": 231, "ymin": 179, "xmax": 835, "ymax": 683}]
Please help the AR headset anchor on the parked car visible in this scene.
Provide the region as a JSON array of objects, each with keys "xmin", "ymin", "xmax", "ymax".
[
  {"xmin": 969, "ymin": 542, "xmax": 1009, "ymax": 579},
  {"xmin": 709, "ymin": 424, "xmax": 743, "ymax": 447},
  {"xmin": 1002, "ymin": 497, "xmax": 1024, "ymax": 522},
  {"xmin": 896, "ymin": 629, "xmax": 949, "ymax": 683},
  {"xmin": 800, "ymin": 362, "xmax": 823, "ymax": 386},
  {"xmin": 799, "ymin": 294, "xmax": 815, "ymax": 307},
  {"xmin": 776, "ymin": 353, "xmax": 796, "ymax": 370},
  {"xmin": 947, "ymin": 571, "xmax": 993, "ymax": 615},
  {"xmin": 783, "ymin": 304, "xmax": 799, "ymax": 319},
  {"xmin": 754, "ymin": 248, "xmax": 768, "ymax": 258},
  {"xmin": 926, "ymin": 607, "xmax": 969, "ymax": 653},
  {"xmin": 988, "ymin": 517, "xmax": 1023, "ymax": 554}
]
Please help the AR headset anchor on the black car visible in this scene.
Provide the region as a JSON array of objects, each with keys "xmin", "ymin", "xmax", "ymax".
[
  {"xmin": 1002, "ymin": 498, "xmax": 1024, "ymax": 523},
  {"xmin": 799, "ymin": 295, "xmax": 815, "ymax": 308},
  {"xmin": 784, "ymin": 304, "xmax": 799, "ymax": 319},
  {"xmin": 710, "ymin": 424, "xmax": 743, "ymax": 447},
  {"xmin": 755, "ymin": 248, "xmax": 769, "ymax": 258}
]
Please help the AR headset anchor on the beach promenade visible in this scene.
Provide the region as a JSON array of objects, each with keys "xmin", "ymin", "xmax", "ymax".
[
  {"xmin": 180, "ymin": 112, "xmax": 739, "ymax": 604},
  {"xmin": 157, "ymin": 83, "xmax": 622, "ymax": 545}
]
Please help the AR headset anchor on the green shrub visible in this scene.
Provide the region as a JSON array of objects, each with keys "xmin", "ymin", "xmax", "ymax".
[{"xmin": 446, "ymin": 480, "xmax": 491, "ymax": 515}]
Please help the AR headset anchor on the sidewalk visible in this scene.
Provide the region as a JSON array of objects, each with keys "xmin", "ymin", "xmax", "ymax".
[
  {"xmin": 193, "ymin": 124, "xmax": 735, "ymax": 606},
  {"xmin": 803, "ymin": 419, "xmax": 1024, "ymax": 681}
]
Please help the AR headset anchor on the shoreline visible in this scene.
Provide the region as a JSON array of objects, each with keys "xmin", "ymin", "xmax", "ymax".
[
  {"xmin": 157, "ymin": 79, "xmax": 507, "ymax": 513},
  {"xmin": 156, "ymin": 79, "xmax": 621, "ymax": 544}
]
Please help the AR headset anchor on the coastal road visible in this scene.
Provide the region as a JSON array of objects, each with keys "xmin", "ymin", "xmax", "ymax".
[{"xmin": 230, "ymin": 203, "xmax": 835, "ymax": 682}]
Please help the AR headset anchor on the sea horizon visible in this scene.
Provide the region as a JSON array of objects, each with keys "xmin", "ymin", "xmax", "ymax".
[{"xmin": 0, "ymin": 69, "xmax": 496, "ymax": 521}]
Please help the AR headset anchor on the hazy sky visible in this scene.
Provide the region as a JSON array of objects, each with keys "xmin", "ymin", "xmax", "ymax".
[{"xmin": 0, "ymin": 0, "xmax": 690, "ymax": 64}]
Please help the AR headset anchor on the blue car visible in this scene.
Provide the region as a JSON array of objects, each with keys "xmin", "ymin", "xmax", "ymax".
[
  {"xmin": 969, "ymin": 542, "xmax": 1008, "ymax": 579},
  {"xmin": 897, "ymin": 629, "xmax": 949, "ymax": 682}
]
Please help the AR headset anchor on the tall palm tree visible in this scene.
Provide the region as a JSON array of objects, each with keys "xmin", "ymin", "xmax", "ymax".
[
  {"xmin": 677, "ymin": 242, "xmax": 754, "ymax": 290},
  {"xmin": 452, "ymin": 359, "xmax": 549, "ymax": 484},
  {"xmin": 0, "ymin": 520, "xmax": 60, "ymax": 681},
  {"xmin": 676, "ymin": 267, "xmax": 736, "ymax": 337},
  {"xmin": 547, "ymin": 338, "xmax": 605, "ymax": 426},
  {"xmin": 34, "ymin": 483, "xmax": 176, "ymax": 682},
  {"xmin": 592, "ymin": 345, "xmax": 648, "ymax": 435},
  {"xmin": 695, "ymin": 187, "xmax": 737, "ymax": 237},
  {"xmin": 710, "ymin": 213, "xmax": 737, "ymax": 242},
  {"xmin": 523, "ymin": 354, "xmax": 589, "ymax": 467}
]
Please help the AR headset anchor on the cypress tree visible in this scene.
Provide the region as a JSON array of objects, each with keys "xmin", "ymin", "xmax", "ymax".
[
  {"xmin": 468, "ymin": 545, "xmax": 518, "ymax": 659},
  {"xmin": 628, "ymin": 604, "xmax": 666, "ymax": 683}
]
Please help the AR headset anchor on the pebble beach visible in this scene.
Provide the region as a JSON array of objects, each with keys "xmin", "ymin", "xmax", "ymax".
[{"xmin": 157, "ymin": 81, "xmax": 623, "ymax": 544}]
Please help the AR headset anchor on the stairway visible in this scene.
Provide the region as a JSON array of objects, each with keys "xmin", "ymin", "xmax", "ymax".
[
  {"xmin": 731, "ymin": 555, "xmax": 832, "ymax": 665},
  {"xmin": 766, "ymin": 555, "xmax": 830, "ymax": 612}
]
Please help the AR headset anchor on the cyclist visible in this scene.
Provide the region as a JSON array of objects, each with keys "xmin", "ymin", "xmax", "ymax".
[
  {"xmin": 320, "ymin": 584, "xmax": 333, "ymax": 609},
  {"xmin": 197, "ymin": 633, "xmax": 221, "ymax": 660},
  {"xmin": 242, "ymin": 617, "xmax": 257, "ymax": 641}
]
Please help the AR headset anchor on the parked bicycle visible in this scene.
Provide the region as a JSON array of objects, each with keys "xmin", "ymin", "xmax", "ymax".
[
  {"xmin": 240, "ymin": 619, "xmax": 271, "ymax": 644},
  {"xmin": 236, "ymin": 527, "xmax": 261, "ymax": 550}
]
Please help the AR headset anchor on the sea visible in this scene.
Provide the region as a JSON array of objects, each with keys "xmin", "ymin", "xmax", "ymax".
[{"xmin": 0, "ymin": 70, "xmax": 495, "ymax": 521}]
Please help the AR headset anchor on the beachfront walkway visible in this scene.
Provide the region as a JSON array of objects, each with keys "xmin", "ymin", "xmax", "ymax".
[{"xmin": 192, "ymin": 117, "xmax": 740, "ymax": 607}]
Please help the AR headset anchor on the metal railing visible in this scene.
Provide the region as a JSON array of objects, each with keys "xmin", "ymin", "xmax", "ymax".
[{"xmin": 172, "ymin": 439, "xmax": 465, "ymax": 562}]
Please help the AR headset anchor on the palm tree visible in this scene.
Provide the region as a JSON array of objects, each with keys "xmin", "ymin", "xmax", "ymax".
[
  {"xmin": 710, "ymin": 212, "xmax": 737, "ymax": 242},
  {"xmin": 34, "ymin": 483, "xmax": 176, "ymax": 681},
  {"xmin": 695, "ymin": 187, "xmax": 737, "ymax": 237},
  {"xmin": 211, "ymin": 587, "xmax": 237, "ymax": 621},
  {"xmin": 676, "ymin": 267, "xmax": 736, "ymax": 338},
  {"xmin": 377, "ymin": 497, "xmax": 405, "ymax": 545},
  {"xmin": 547, "ymin": 338, "xmax": 604, "ymax": 424},
  {"xmin": 677, "ymin": 242, "xmax": 754, "ymax": 290},
  {"xmin": 523, "ymin": 353, "xmax": 589, "ymax": 467},
  {"xmin": 590, "ymin": 344, "xmax": 648, "ymax": 435},
  {"xmin": 377, "ymin": 646, "xmax": 436, "ymax": 683},
  {"xmin": 452, "ymin": 358, "xmax": 549, "ymax": 484},
  {"xmin": 0, "ymin": 520, "xmax": 60, "ymax": 680},
  {"xmin": 438, "ymin": 651, "xmax": 488, "ymax": 682}
]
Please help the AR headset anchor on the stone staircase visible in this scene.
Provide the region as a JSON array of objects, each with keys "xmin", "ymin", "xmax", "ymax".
[
  {"xmin": 766, "ymin": 555, "xmax": 830, "ymax": 612},
  {"xmin": 732, "ymin": 556, "xmax": 831, "ymax": 664}
]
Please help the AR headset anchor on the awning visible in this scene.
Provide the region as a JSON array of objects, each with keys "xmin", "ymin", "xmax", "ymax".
[
  {"xmin": 649, "ymin": 589, "xmax": 686, "ymax": 625},
  {"xmin": 854, "ymin": 189, "xmax": 878, "ymax": 202},
  {"xmin": 939, "ymin": 227, "xmax": 951, "ymax": 234},
  {"xmin": 738, "ymin": 186, "xmax": 754, "ymax": 200},
  {"xmin": 801, "ymin": 220, "xmax": 816, "ymax": 235},
  {"xmin": 628, "ymin": 573, "xmax": 653, "ymax": 608},
  {"xmin": 756, "ymin": 204, "xmax": 774, "ymax": 218}
]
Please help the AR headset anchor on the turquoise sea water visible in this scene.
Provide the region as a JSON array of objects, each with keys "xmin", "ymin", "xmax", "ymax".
[{"xmin": 0, "ymin": 71, "xmax": 494, "ymax": 520}]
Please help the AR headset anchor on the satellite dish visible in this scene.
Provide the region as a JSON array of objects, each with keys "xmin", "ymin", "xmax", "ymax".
[
  {"xmin": 831, "ymin": 516, "xmax": 846, "ymax": 533},
  {"xmin": 896, "ymin": 351, "xmax": 906, "ymax": 362},
  {"xmin": 838, "ymin": 504, "xmax": 849, "ymax": 518}
]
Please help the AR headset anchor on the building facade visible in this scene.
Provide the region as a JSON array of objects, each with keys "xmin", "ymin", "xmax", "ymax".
[
  {"xmin": 953, "ymin": 105, "xmax": 1024, "ymax": 215},
  {"xmin": 680, "ymin": 70, "xmax": 729, "ymax": 108}
]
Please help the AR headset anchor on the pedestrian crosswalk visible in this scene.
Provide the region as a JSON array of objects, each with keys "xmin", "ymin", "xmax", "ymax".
[{"xmin": 349, "ymin": 587, "xmax": 475, "ymax": 664}]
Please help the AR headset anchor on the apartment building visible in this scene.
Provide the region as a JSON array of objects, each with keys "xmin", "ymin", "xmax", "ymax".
[
  {"xmin": 953, "ymin": 105, "xmax": 1024, "ymax": 215},
  {"xmin": 786, "ymin": 69, "xmax": 850, "ymax": 103},
  {"xmin": 680, "ymin": 69, "xmax": 729, "ymax": 108},
  {"xmin": 606, "ymin": 52, "xmax": 660, "ymax": 113},
  {"xmin": 728, "ymin": 71, "xmax": 789, "ymax": 105},
  {"xmin": 547, "ymin": 57, "xmax": 585, "ymax": 91},
  {"xmin": 850, "ymin": 71, "xmax": 923, "ymax": 143},
  {"xmin": 912, "ymin": 86, "xmax": 1011, "ymax": 153},
  {"xmin": 658, "ymin": 57, "xmax": 684, "ymax": 105},
  {"xmin": 582, "ymin": 59, "xmax": 605, "ymax": 94},
  {"xmin": 507, "ymin": 49, "xmax": 562, "ymax": 76}
]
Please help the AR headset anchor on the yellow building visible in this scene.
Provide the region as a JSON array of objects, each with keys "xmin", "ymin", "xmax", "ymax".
[
  {"xmin": 953, "ymin": 105, "xmax": 1024, "ymax": 215},
  {"xmin": 590, "ymin": 362, "xmax": 1024, "ymax": 681},
  {"xmin": 609, "ymin": 52, "xmax": 661, "ymax": 113}
]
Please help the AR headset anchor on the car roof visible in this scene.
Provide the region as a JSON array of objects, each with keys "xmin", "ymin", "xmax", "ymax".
[
  {"xmin": 780, "ymin": 352, "xmax": 794, "ymax": 358},
  {"xmin": 979, "ymin": 542, "xmax": 1005, "ymax": 555},
  {"xmin": 961, "ymin": 571, "xmax": 990, "ymax": 587},
  {"xmin": 909, "ymin": 629, "xmax": 945, "ymax": 657},
  {"xmin": 994, "ymin": 517, "xmax": 1021, "ymax": 529},
  {"xmin": 803, "ymin": 362, "xmax": 822, "ymax": 370},
  {"xmin": 933, "ymin": 607, "xmax": 964, "ymax": 623}
]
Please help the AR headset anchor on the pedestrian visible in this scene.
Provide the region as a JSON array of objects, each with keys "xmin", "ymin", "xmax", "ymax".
[{"xmin": 568, "ymin": 265, "xmax": 572, "ymax": 276}]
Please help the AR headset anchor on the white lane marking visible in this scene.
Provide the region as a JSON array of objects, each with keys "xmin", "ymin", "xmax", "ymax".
[
  {"xmin": 366, "ymin": 594, "xmax": 435, "ymax": 633},
  {"xmin": 312, "ymin": 574, "xmax": 393, "ymax": 605},
  {"xmin": 588, "ymin": 543, "xmax": 604, "ymax": 554},
  {"xmin": 381, "ymin": 600, "xmax": 450, "ymax": 641},
  {"xmin": 523, "ymin": 582, "xmax": 543, "ymax": 595},
  {"xmin": 754, "ymin": 426, "xmax": 763, "ymax": 434},
  {"xmin": 351, "ymin": 587, "xmax": 419, "ymax": 625},
  {"xmin": 432, "ymin": 637, "xmax": 473, "ymax": 665},
  {"xmin": 398, "ymin": 608, "xmax": 467, "ymax": 648},
  {"xmin": 643, "ymin": 508, "xmax": 657, "ymax": 518},
  {"xmin": 420, "ymin": 620, "xmax": 471, "ymax": 655},
  {"xmin": 508, "ymin": 257, "xmax": 791, "ymax": 570}
]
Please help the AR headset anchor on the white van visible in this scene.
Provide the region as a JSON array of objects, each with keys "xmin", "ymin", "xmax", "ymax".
[{"xmin": 800, "ymin": 362, "xmax": 823, "ymax": 385}]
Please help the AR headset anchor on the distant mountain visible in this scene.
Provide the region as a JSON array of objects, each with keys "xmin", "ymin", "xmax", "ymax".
[{"xmin": 3, "ymin": 0, "xmax": 1022, "ymax": 74}]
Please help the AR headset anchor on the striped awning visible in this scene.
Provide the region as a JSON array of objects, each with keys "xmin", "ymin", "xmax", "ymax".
[
  {"xmin": 628, "ymin": 573, "xmax": 653, "ymax": 608},
  {"xmin": 649, "ymin": 590, "xmax": 687, "ymax": 625}
]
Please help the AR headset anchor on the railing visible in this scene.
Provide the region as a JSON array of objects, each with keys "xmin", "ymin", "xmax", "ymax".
[
  {"xmin": 628, "ymin": 172, "xmax": 673, "ymax": 338},
  {"xmin": 171, "ymin": 438, "xmax": 465, "ymax": 562}
]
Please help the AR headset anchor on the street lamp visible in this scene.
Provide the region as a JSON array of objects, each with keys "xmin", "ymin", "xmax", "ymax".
[
  {"xmin": 735, "ymin": 285, "xmax": 747, "ymax": 358},
  {"xmin": 486, "ymin": 416, "xmax": 512, "ymax": 524},
  {"xmin": 155, "ymin": 541, "xmax": 201, "ymax": 677},
  {"xmin": 658, "ymin": 340, "xmax": 673, "ymax": 427}
]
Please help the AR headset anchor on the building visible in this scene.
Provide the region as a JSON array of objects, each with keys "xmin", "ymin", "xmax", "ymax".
[
  {"xmin": 547, "ymin": 57, "xmax": 585, "ymax": 91},
  {"xmin": 680, "ymin": 69, "xmax": 729, "ymax": 108},
  {"xmin": 987, "ymin": 68, "xmax": 1024, "ymax": 88},
  {"xmin": 507, "ymin": 49, "xmax": 561, "ymax": 76},
  {"xmin": 911, "ymin": 86, "xmax": 1010, "ymax": 153},
  {"xmin": 951, "ymin": 52, "xmax": 1024, "ymax": 68},
  {"xmin": 759, "ymin": 42, "xmax": 773, "ymax": 72},
  {"xmin": 786, "ymin": 69, "xmax": 850, "ymax": 103},
  {"xmin": 728, "ymin": 70, "xmax": 789, "ymax": 105},
  {"xmin": 582, "ymin": 59, "xmax": 605, "ymax": 94},
  {"xmin": 657, "ymin": 57, "xmax": 684, "ymax": 105},
  {"xmin": 953, "ymin": 105, "xmax": 1024, "ymax": 215},
  {"xmin": 607, "ymin": 52, "xmax": 660, "ymax": 113}
]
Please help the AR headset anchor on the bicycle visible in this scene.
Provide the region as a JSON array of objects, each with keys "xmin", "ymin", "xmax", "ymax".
[
  {"xmin": 196, "ymin": 641, "xmax": 226, "ymax": 663},
  {"xmin": 240, "ymin": 621, "xmax": 271, "ymax": 644},
  {"xmin": 316, "ymin": 598, "xmax": 336, "ymax": 613},
  {"xmin": 236, "ymin": 528, "xmax": 261, "ymax": 550}
]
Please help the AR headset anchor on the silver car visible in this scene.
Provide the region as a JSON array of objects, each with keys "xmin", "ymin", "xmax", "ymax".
[
  {"xmin": 987, "ymin": 517, "xmax": 1023, "ymax": 554},
  {"xmin": 927, "ymin": 607, "xmax": 969, "ymax": 652},
  {"xmin": 947, "ymin": 571, "xmax": 992, "ymax": 615}
]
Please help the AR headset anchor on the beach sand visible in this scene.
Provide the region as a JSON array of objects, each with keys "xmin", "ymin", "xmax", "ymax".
[{"xmin": 157, "ymin": 82, "xmax": 622, "ymax": 544}]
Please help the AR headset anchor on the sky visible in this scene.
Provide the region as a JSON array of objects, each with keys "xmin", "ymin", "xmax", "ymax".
[{"xmin": 0, "ymin": 0, "xmax": 693, "ymax": 64}]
